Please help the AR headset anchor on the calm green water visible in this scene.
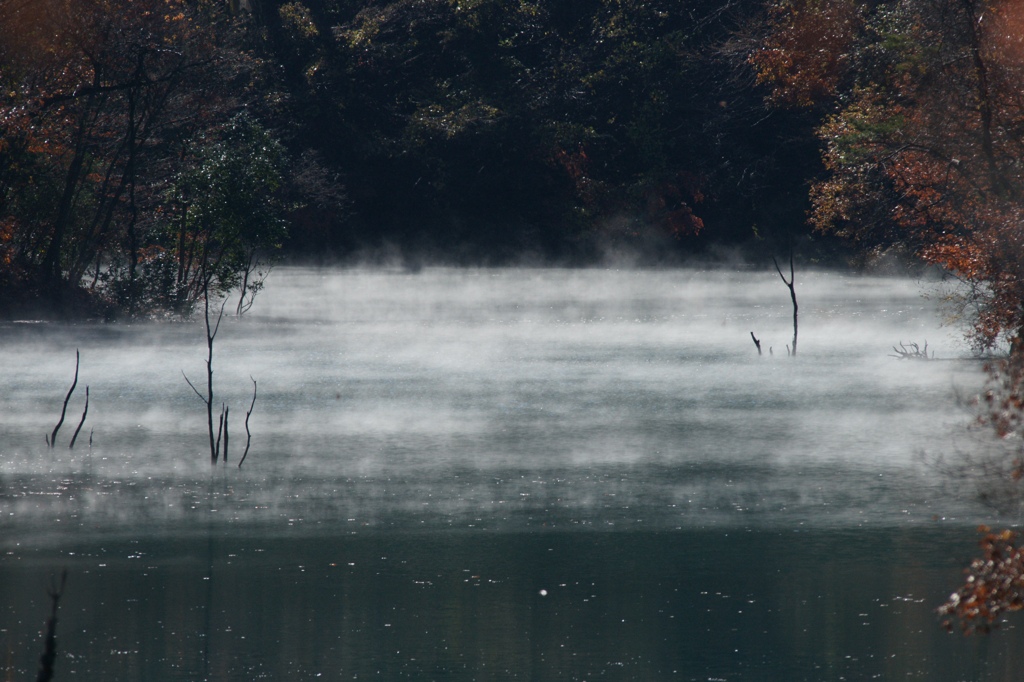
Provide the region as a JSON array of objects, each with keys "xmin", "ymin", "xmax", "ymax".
[
  {"xmin": 1, "ymin": 527, "xmax": 1018, "ymax": 681},
  {"xmin": 0, "ymin": 267, "xmax": 1019, "ymax": 680}
]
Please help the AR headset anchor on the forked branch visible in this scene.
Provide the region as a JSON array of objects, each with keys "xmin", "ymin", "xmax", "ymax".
[
  {"xmin": 773, "ymin": 253, "xmax": 798, "ymax": 356},
  {"xmin": 890, "ymin": 340, "xmax": 932, "ymax": 360}
]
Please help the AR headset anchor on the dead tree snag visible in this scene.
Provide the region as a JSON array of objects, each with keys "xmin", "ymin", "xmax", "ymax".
[
  {"xmin": 773, "ymin": 254, "xmax": 798, "ymax": 356},
  {"xmin": 183, "ymin": 281, "xmax": 227, "ymax": 465},
  {"xmin": 238, "ymin": 378, "xmax": 257, "ymax": 469}
]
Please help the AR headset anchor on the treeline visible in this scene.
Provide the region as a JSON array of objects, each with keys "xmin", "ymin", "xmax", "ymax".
[
  {"xmin": 250, "ymin": 0, "xmax": 822, "ymax": 262},
  {"xmin": 2, "ymin": 0, "xmax": 1023, "ymax": 346},
  {"xmin": 0, "ymin": 0, "xmax": 826, "ymax": 317}
]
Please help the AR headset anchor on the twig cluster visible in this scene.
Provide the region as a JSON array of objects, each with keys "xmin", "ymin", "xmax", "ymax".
[{"xmin": 890, "ymin": 340, "xmax": 932, "ymax": 360}]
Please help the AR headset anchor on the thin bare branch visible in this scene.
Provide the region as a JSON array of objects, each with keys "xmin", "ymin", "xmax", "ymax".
[
  {"xmin": 182, "ymin": 370, "xmax": 208, "ymax": 403},
  {"xmin": 223, "ymin": 404, "xmax": 229, "ymax": 463},
  {"xmin": 773, "ymin": 253, "xmax": 799, "ymax": 356},
  {"xmin": 69, "ymin": 386, "xmax": 89, "ymax": 449},
  {"xmin": 890, "ymin": 340, "xmax": 931, "ymax": 360},
  {"xmin": 214, "ymin": 403, "xmax": 225, "ymax": 463},
  {"xmin": 209, "ymin": 294, "xmax": 228, "ymax": 343},
  {"xmin": 50, "ymin": 350, "xmax": 80, "ymax": 448},
  {"xmin": 238, "ymin": 377, "xmax": 257, "ymax": 468}
]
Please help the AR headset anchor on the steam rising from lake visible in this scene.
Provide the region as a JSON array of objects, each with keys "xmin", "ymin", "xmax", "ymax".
[{"xmin": 0, "ymin": 267, "xmax": 988, "ymax": 543}]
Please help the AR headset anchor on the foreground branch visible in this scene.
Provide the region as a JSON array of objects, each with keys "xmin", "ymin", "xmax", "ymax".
[{"xmin": 940, "ymin": 528, "xmax": 1024, "ymax": 634}]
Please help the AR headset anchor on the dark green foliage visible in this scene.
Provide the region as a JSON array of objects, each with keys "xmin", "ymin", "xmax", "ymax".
[
  {"xmin": 1, "ymin": 0, "xmax": 848, "ymax": 317},
  {"xmin": 246, "ymin": 0, "xmax": 828, "ymax": 262},
  {"xmin": 162, "ymin": 112, "xmax": 288, "ymax": 313}
]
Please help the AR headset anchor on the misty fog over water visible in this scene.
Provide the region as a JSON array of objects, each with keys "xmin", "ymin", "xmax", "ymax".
[
  {"xmin": 1, "ymin": 267, "xmax": 1018, "ymax": 681},
  {"xmin": 0, "ymin": 267, "xmax": 984, "ymax": 537}
]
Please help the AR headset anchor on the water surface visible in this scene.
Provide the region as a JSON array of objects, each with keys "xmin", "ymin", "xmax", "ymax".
[{"xmin": 0, "ymin": 267, "xmax": 1017, "ymax": 680}]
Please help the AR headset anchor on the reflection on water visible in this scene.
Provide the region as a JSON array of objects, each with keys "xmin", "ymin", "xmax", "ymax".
[
  {"xmin": 1, "ymin": 528, "xmax": 1021, "ymax": 681},
  {"xmin": 0, "ymin": 267, "xmax": 1018, "ymax": 680}
]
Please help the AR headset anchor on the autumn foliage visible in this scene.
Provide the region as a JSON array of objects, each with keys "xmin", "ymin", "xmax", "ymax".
[
  {"xmin": 939, "ymin": 527, "xmax": 1024, "ymax": 634},
  {"xmin": 0, "ymin": 0, "xmax": 277, "ymax": 316},
  {"xmin": 750, "ymin": 0, "xmax": 863, "ymax": 107},
  {"xmin": 753, "ymin": 0, "xmax": 1024, "ymax": 350},
  {"xmin": 753, "ymin": 0, "xmax": 1024, "ymax": 633}
]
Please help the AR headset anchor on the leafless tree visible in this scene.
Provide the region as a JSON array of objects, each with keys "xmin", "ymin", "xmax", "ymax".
[{"xmin": 773, "ymin": 253, "xmax": 798, "ymax": 356}]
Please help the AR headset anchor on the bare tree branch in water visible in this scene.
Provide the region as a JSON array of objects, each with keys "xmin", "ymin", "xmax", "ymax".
[
  {"xmin": 68, "ymin": 386, "xmax": 89, "ymax": 449},
  {"xmin": 183, "ymin": 277, "xmax": 227, "ymax": 464},
  {"xmin": 47, "ymin": 350, "xmax": 79, "ymax": 447},
  {"xmin": 215, "ymin": 403, "xmax": 229, "ymax": 464},
  {"xmin": 773, "ymin": 253, "xmax": 798, "ymax": 356},
  {"xmin": 238, "ymin": 377, "xmax": 257, "ymax": 469},
  {"xmin": 890, "ymin": 341, "xmax": 932, "ymax": 360}
]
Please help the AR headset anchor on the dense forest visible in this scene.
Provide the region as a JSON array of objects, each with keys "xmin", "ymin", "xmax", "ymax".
[{"xmin": 2, "ymin": 0, "xmax": 1023, "ymax": 349}]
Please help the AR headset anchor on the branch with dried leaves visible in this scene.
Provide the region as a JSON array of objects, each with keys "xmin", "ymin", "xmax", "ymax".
[{"xmin": 940, "ymin": 527, "xmax": 1024, "ymax": 634}]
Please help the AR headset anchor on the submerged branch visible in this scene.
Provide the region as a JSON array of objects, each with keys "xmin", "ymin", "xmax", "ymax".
[{"xmin": 890, "ymin": 341, "xmax": 932, "ymax": 360}]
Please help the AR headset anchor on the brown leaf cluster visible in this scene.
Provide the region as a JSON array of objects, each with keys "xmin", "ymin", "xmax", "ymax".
[
  {"xmin": 940, "ymin": 527, "xmax": 1024, "ymax": 634},
  {"xmin": 755, "ymin": 0, "xmax": 1024, "ymax": 349}
]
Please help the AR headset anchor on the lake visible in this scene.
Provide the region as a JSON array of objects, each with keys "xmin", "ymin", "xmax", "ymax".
[{"xmin": 1, "ymin": 266, "xmax": 1021, "ymax": 680}]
